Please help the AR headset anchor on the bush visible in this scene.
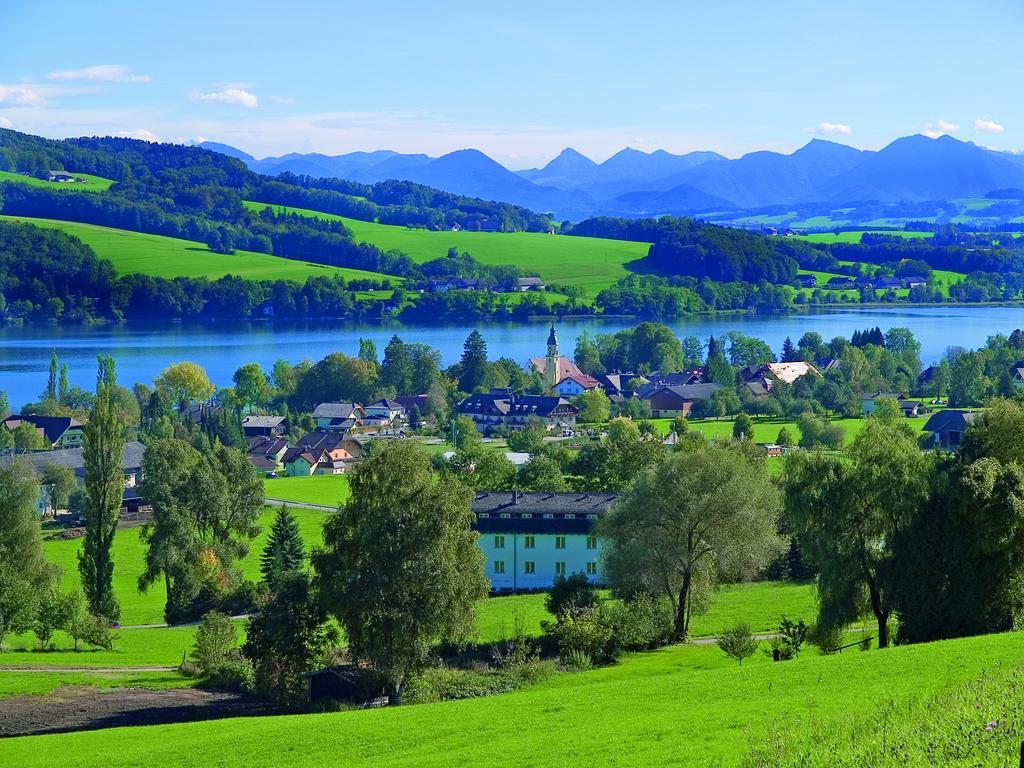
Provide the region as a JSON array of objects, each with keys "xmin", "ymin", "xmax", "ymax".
[
  {"xmin": 205, "ymin": 656, "xmax": 255, "ymax": 692},
  {"xmin": 604, "ymin": 594, "xmax": 675, "ymax": 651},
  {"xmin": 68, "ymin": 611, "xmax": 113, "ymax": 651},
  {"xmin": 545, "ymin": 572, "xmax": 598, "ymax": 617},
  {"xmin": 542, "ymin": 607, "xmax": 619, "ymax": 666},
  {"xmin": 561, "ymin": 648, "xmax": 593, "ymax": 672},
  {"xmin": 404, "ymin": 662, "xmax": 554, "ymax": 705},
  {"xmin": 767, "ymin": 615, "xmax": 807, "ymax": 661},
  {"xmin": 717, "ymin": 622, "xmax": 760, "ymax": 665},
  {"xmin": 192, "ymin": 611, "xmax": 237, "ymax": 674},
  {"xmin": 808, "ymin": 624, "xmax": 844, "ymax": 655}
]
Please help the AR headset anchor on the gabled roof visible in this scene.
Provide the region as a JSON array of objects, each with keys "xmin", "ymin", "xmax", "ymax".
[
  {"xmin": 2, "ymin": 440, "xmax": 145, "ymax": 473},
  {"xmin": 558, "ymin": 374, "xmax": 601, "ymax": 390},
  {"xmin": 644, "ymin": 383, "xmax": 722, "ymax": 402},
  {"xmin": 527, "ymin": 356, "xmax": 583, "ymax": 382},
  {"xmin": 366, "ymin": 398, "xmax": 405, "ymax": 410},
  {"xmin": 922, "ymin": 410, "xmax": 983, "ymax": 434},
  {"xmin": 283, "ymin": 430, "xmax": 348, "ymax": 464},
  {"xmin": 765, "ymin": 362, "xmax": 820, "ymax": 385},
  {"xmin": 313, "ymin": 402, "xmax": 363, "ymax": 419},
  {"xmin": 2, "ymin": 414, "xmax": 83, "ymax": 444},
  {"xmin": 457, "ymin": 392, "xmax": 578, "ymax": 418},
  {"xmin": 241, "ymin": 415, "xmax": 286, "ymax": 429}
]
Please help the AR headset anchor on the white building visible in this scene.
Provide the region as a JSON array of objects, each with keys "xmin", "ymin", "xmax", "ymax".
[{"xmin": 471, "ymin": 491, "xmax": 617, "ymax": 591}]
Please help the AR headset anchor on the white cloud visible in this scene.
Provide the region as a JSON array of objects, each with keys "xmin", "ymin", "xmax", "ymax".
[
  {"xmin": 809, "ymin": 122, "xmax": 852, "ymax": 135},
  {"xmin": 192, "ymin": 88, "xmax": 258, "ymax": 108},
  {"xmin": 48, "ymin": 65, "xmax": 150, "ymax": 83},
  {"xmin": 113, "ymin": 128, "xmax": 160, "ymax": 142},
  {"xmin": 0, "ymin": 117, "xmax": 13, "ymax": 129},
  {"xmin": 269, "ymin": 95, "xmax": 295, "ymax": 106},
  {"xmin": 0, "ymin": 83, "xmax": 47, "ymax": 107},
  {"xmin": 922, "ymin": 119, "xmax": 959, "ymax": 138},
  {"xmin": 974, "ymin": 118, "xmax": 1005, "ymax": 134}
]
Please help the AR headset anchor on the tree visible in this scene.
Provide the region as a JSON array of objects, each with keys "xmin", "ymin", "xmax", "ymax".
[
  {"xmin": 315, "ymin": 441, "xmax": 489, "ymax": 704},
  {"xmin": 451, "ymin": 414, "xmax": 482, "ymax": 452},
  {"xmin": 462, "ymin": 451, "xmax": 516, "ymax": 490},
  {"xmin": 0, "ymin": 566, "xmax": 36, "ymax": 650},
  {"xmin": 45, "ymin": 349, "xmax": 59, "ymax": 400},
  {"xmin": 41, "ymin": 463, "xmax": 75, "ymax": 513},
  {"xmin": 34, "ymin": 588, "xmax": 78, "ymax": 650},
  {"xmin": 191, "ymin": 611, "xmax": 237, "ymax": 673},
  {"xmin": 459, "ymin": 330, "xmax": 488, "ymax": 393},
  {"xmin": 505, "ymin": 416, "xmax": 547, "ymax": 453},
  {"xmin": 379, "ymin": 335, "xmax": 411, "ymax": 393},
  {"xmin": 776, "ymin": 426, "xmax": 794, "ymax": 447},
  {"xmin": 599, "ymin": 443, "xmax": 783, "ymax": 640},
  {"xmin": 869, "ymin": 396, "xmax": 903, "ymax": 424},
  {"xmin": 732, "ymin": 413, "xmax": 754, "ymax": 440},
  {"xmin": 243, "ymin": 573, "xmax": 338, "ymax": 704},
  {"xmin": 156, "ymin": 361, "xmax": 216, "ymax": 411},
  {"xmin": 260, "ymin": 506, "xmax": 305, "ymax": 590},
  {"xmin": 59, "ymin": 363, "xmax": 69, "ymax": 404},
  {"xmin": 232, "ymin": 363, "xmax": 269, "ymax": 412},
  {"xmin": 96, "ymin": 354, "xmax": 117, "ymax": 392},
  {"xmin": 574, "ymin": 332, "xmax": 604, "ymax": 375},
  {"xmin": 357, "ymin": 338, "xmax": 378, "ymax": 368},
  {"xmin": 716, "ymin": 622, "xmax": 759, "ymax": 665},
  {"xmin": 784, "ymin": 421, "xmax": 929, "ymax": 648},
  {"xmin": 13, "ymin": 421, "xmax": 44, "ymax": 453},
  {"xmin": 797, "ymin": 412, "xmax": 845, "ymax": 449},
  {"xmin": 139, "ymin": 440, "xmax": 264, "ymax": 622},
  {"xmin": 780, "ymin": 337, "xmax": 799, "ymax": 363},
  {"xmin": 78, "ymin": 386, "xmax": 126, "ymax": 622},
  {"xmin": 518, "ymin": 455, "xmax": 568, "ymax": 492},
  {"xmin": 576, "ymin": 388, "xmax": 611, "ymax": 424},
  {"xmin": 573, "ymin": 417, "xmax": 665, "ymax": 491},
  {"xmin": 948, "ymin": 351, "xmax": 987, "ymax": 407}
]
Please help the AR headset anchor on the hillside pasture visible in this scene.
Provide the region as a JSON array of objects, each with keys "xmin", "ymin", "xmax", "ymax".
[
  {"xmin": 0, "ymin": 214, "xmax": 400, "ymax": 284},
  {"xmin": 0, "ymin": 170, "xmax": 115, "ymax": 192},
  {"xmin": 796, "ymin": 229, "xmax": 934, "ymax": 244},
  {"xmin": 243, "ymin": 201, "xmax": 650, "ymax": 296}
]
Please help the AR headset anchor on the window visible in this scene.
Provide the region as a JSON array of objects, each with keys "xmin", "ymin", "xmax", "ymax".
[
  {"xmin": 543, "ymin": 513, "xmax": 553, "ymax": 519},
  {"xmin": 565, "ymin": 513, "xmax": 575, "ymax": 519},
  {"xmin": 524, "ymin": 561, "xmax": 536, "ymax": 575},
  {"xmin": 524, "ymin": 535, "xmax": 536, "ymax": 549},
  {"xmin": 586, "ymin": 562, "xmax": 598, "ymax": 575},
  {"xmin": 493, "ymin": 561, "xmax": 505, "ymax": 575},
  {"xmin": 586, "ymin": 535, "xmax": 597, "ymax": 550},
  {"xmin": 494, "ymin": 535, "xmax": 505, "ymax": 549},
  {"xmin": 555, "ymin": 561, "xmax": 566, "ymax": 576},
  {"xmin": 521, "ymin": 513, "xmax": 532, "ymax": 518},
  {"xmin": 478, "ymin": 512, "xmax": 490, "ymax": 518},
  {"xmin": 555, "ymin": 536, "xmax": 566, "ymax": 550},
  {"xmin": 499, "ymin": 513, "xmax": 511, "ymax": 518}
]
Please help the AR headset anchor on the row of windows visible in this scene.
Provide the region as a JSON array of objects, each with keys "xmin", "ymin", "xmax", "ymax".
[
  {"xmin": 493, "ymin": 535, "xmax": 598, "ymax": 550},
  {"xmin": 492, "ymin": 561, "xmax": 598, "ymax": 576},
  {"xmin": 478, "ymin": 512, "xmax": 599, "ymax": 520}
]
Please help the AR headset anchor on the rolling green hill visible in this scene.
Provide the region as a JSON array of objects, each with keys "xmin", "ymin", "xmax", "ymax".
[
  {"xmin": 4, "ymin": 628, "xmax": 1021, "ymax": 767},
  {"xmin": 0, "ymin": 214, "xmax": 399, "ymax": 284},
  {"xmin": 243, "ymin": 201, "xmax": 650, "ymax": 295},
  {"xmin": 0, "ymin": 169, "xmax": 115, "ymax": 192}
]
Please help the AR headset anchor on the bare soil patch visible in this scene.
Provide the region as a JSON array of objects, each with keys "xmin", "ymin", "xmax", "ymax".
[{"xmin": 0, "ymin": 685, "xmax": 283, "ymax": 737}]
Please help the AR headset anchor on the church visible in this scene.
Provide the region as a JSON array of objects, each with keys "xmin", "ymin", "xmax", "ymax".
[{"xmin": 527, "ymin": 325, "xmax": 583, "ymax": 390}]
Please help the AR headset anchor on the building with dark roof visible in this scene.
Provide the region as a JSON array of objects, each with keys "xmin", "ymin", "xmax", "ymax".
[
  {"xmin": 922, "ymin": 410, "xmax": 983, "ymax": 450},
  {"xmin": 282, "ymin": 430, "xmax": 361, "ymax": 475},
  {"xmin": 471, "ymin": 491, "xmax": 617, "ymax": 590},
  {"xmin": 312, "ymin": 402, "xmax": 365, "ymax": 432},
  {"xmin": 2, "ymin": 414, "xmax": 84, "ymax": 449},
  {"xmin": 241, "ymin": 415, "xmax": 288, "ymax": 438},
  {"xmin": 457, "ymin": 389, "xmax": 578, "ymax": 434},
  {"xmin": 641, "ymin": 383, "xmax": 722, "ymax": 418}
]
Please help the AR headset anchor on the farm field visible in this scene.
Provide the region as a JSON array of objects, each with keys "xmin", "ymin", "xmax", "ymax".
[
  {"xmin": 0, "ymin": 214, "xmax": 398, "ymax": 284},
  {"xmin": 0, "ymin": 169, "xmax": 115, "ymax": 192},
  {"xmin": 796, "ymin": 229, "xmax": 934, "ymax": 244},
  {"xmin": 243, "ymin": 201, "xmax": 650, "ymax": 295},
  {"xmin": 5, "ymin": 629, "xmax": 1021, "ymax": 767}
]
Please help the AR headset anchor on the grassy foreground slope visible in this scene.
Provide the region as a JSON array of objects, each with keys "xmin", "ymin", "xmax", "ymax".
[
  {"xmin": 4, "ymin": 631, "xmax": 1021, "ymax": 767},
  {"xmin": 0, "ymin": 214, "xmax": 397, "ymax": 283},
  {"xmin": 243, "ymin": 201, "xmax": 650, "ymax": 295}
]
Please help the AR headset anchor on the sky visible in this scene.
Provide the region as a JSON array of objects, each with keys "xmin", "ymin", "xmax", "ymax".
[{"xmin": 3, "ymin": 0, "xmax": 1024, "ymax": 169}]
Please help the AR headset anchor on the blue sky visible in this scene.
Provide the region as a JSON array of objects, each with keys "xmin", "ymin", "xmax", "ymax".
[{"xmin": 2, "ymin": 0, "xmax": 1023, "ymax": 168}]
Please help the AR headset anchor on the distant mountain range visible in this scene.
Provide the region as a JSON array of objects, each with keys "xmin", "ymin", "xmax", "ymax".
[{"xmin": 200, "ymin": 134, "xmax": 1024, "ymax": 218}]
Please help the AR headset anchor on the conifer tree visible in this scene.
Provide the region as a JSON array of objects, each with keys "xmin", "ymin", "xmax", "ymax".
[{"xmin": 260, "ymin": 506, "xmax": 305, "ymax": 589}]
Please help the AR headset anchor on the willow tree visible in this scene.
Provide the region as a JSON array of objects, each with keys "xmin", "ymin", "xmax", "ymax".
[
  {"xmin": 784, "ymin": 420, "xmax": 930, "ymax": 648},
  {"xmin": 314, "ymin": 440, "xmax": 488, "ymax": 704},
  {"xmin": 598, "ymin": 442, "xmax": 783, "ymax": 641},
  {"xmin": 78, "ymin": 385, "xmax": 126, "ymax": 622}
]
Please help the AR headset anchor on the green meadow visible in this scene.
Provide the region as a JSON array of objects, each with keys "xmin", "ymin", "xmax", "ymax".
[
  {"xmin": 0, "ymin": 214, "xmax": 398, "ymax": 284},
  {"xmin": 4, "ymin": 629, "xmax": 1021, "ymax": 767},
  {"xmin": 0, "ymin": 169, "xmax": 115, "ymax": 192},
  {"xmin": 0, "ymin": 671, "xmax": 193, "ymax": 700},
  {"xmin": 651, "ymin": 414, "xmax": 934, "ymax": 446},
  {"xmin": 262, "ymin": 474, "xmax": 351, "ymax": 507},
  {"xmin": 796, "ymin": 229, "xmax": 934, "ymax": 244},
  {"xmin": 243, "ymin": 201, "xmax": 651, "ymax": 295}
]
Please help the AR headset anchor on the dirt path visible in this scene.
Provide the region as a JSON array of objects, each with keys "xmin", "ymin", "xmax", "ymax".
[{"xmin": 0, "ymin": 685, "xmax": 284, "ymax": 737}]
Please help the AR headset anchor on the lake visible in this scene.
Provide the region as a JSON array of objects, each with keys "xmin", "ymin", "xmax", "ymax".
[{"xmin": 2, "ymin": 306, "xmax": 1024, "ymax": 407}]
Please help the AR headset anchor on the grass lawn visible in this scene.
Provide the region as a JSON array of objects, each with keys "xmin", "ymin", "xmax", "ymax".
[
  {"xmin": 0, "ymin": 670, "xmax": 194, "ymax": 700},
  {"xmin": 0, "ymin": 214, "xmax": 399, "ymax": 284},
  {"xmin": 650, "ymin": 414, "xmax": 933, "ymax": 446},
  {"xmin": 262, "ymin": 475, "xmax": 351, "ymax": 507},
  {"xmin": 0, "ymin": 169, "xmax": 115, "ymax": 192},
  {"xmin": 6, "ymin": 629, "xmax": 1021, "ymax": 767},
  {"xmin": 243, "ymin": 201, "xmax": 650, "ymax": 296},
  {"xmin": 0, "ymin": 626, "xmax": 200, "ymax": 668}
]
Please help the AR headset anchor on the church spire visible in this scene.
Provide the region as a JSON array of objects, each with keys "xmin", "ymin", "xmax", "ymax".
[{"xmin": 544, "ymin": 325, "xmax": 560, "ymax": 391}]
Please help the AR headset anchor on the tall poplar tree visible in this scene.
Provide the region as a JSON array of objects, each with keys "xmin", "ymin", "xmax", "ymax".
[
  {"xmin": 78, "ymin": 384, "xmax": 126, "ymax": 622},
  {"xmin": 458, "ymin": 330, "xmax": 488, "ymax": 393}
]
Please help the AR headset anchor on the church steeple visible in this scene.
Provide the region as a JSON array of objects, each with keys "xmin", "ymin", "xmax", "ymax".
[{"xmin": 544, "ymin": 324, "xmax": 560, "ymax": 391}]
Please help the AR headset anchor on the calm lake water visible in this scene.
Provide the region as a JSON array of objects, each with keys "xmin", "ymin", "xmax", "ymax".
[{"xmin": 2, "ymin": 306, "xmax": 1024, "ymax": 407}]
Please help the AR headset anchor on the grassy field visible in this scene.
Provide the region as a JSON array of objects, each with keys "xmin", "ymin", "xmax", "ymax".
[
  {"xmin": 0, "ymin": 214, "xmax": 398, "ymax": 284},
  {"xmin": 262, "ymin": 474, "xmax": 351, "ymax": 507},
  {"xmin": 243, "ymin": 201, "xmax": 650, "ymax": 296},
  {"xmin": 5, "ymin": 628, "xmax": 1021, "ymax": 767},
  {"xmin": 797, "ymin": 230, "xmax": 934, "ymax": 244},
  {"xmin": 0, "ymin": 169, "xmax": 115, "ymax": 192},
  {"xmin": 650, "ymin": 414, "xmax": 934, "ymax": 446},
  {"xmin": 0, "ymin": 671, "xmax": 193, "ymax": 700}
]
